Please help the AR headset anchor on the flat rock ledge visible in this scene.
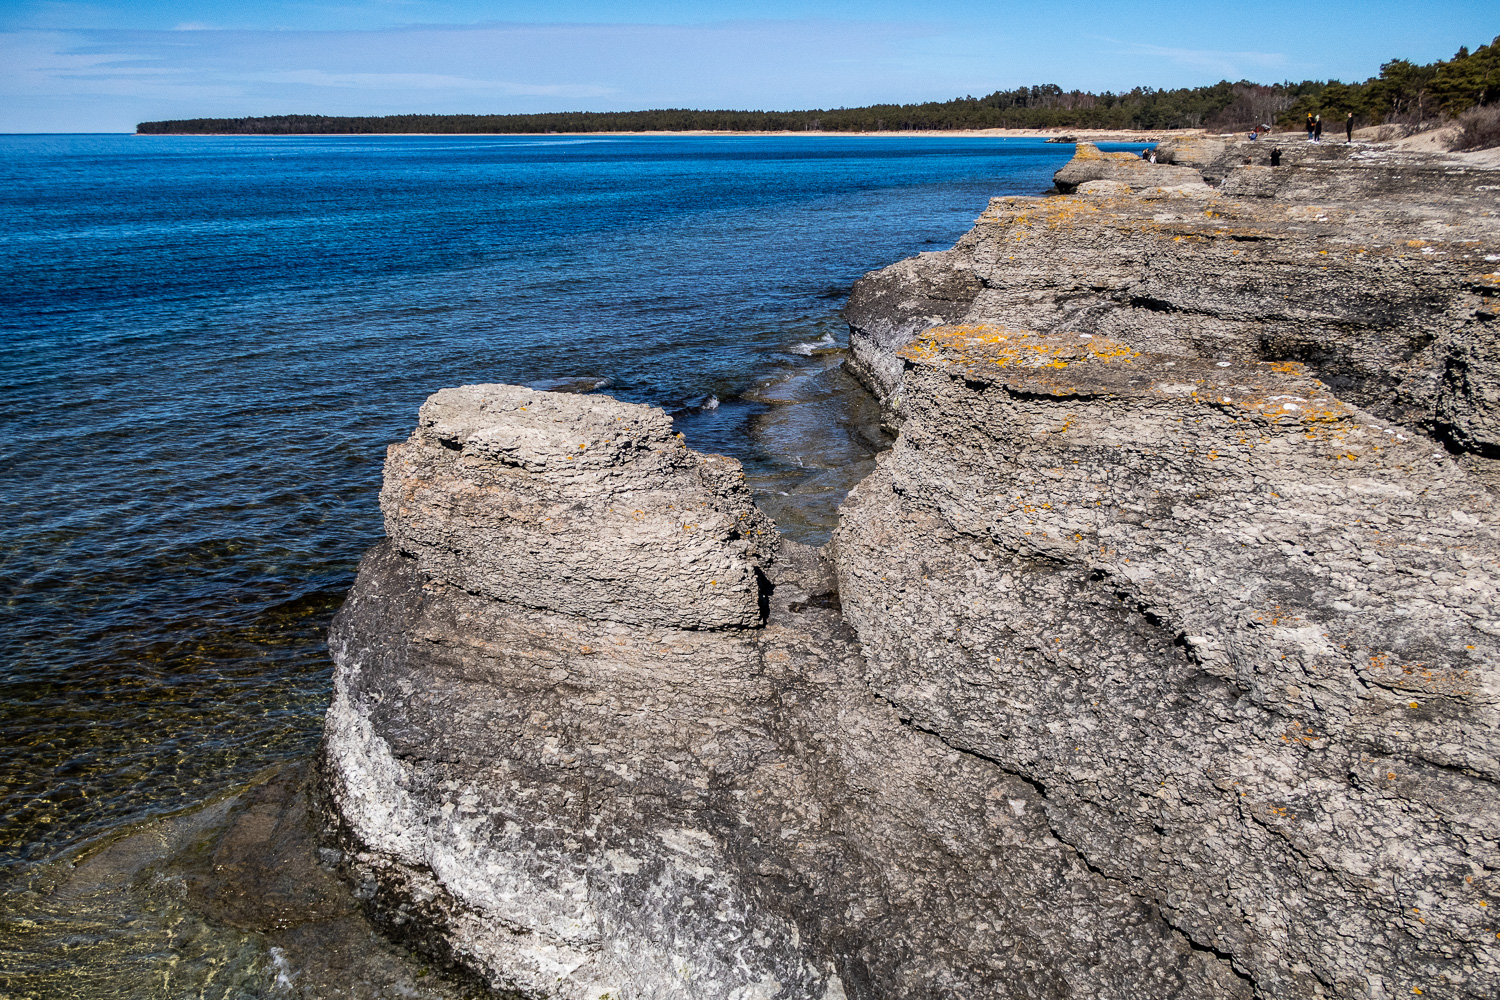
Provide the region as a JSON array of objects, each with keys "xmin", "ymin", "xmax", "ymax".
[{"xmin": 325, "ymin": 143, "xmax": 1500, "ymax": 1000}]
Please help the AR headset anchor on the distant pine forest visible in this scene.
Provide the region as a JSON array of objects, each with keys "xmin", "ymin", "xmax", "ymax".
[{"xmin": 140, "ymin": 35, "xmax": 1497, "ymax": 135}]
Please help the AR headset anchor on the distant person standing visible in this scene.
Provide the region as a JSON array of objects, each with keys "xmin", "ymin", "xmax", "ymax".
[
  {"xmin": 1271, "ymin": 147, "xmax": 1282, "ymax": 166},
  {"xmin": 1346, "ymin": 112, "xmax": 1354, "ymax": 142},
  {"xmin": 1314, "ymin": 115, "xmax": 1323, "ymax": 142},
  {"xmin": 1306, "ymin": 113, "xmax": 1315, "ymax": 140}
]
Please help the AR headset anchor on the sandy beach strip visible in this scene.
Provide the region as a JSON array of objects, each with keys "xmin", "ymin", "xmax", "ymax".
[{"xmin": 137, "ymin": 128, "xmax": 1210, "ymax": 141}]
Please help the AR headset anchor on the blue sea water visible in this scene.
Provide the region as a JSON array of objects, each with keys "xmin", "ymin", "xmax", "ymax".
[{"xmin": 0, "ymin": 132, "xmax": 1141, "ymax": 991}]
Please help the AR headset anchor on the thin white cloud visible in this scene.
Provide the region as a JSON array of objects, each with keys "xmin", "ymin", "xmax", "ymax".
[
  {"xmin": 256, "ymin": 69, "xmax": 616, "ymax": 97},
  {"xmin": 0, "ymin": 30, "xmax": 221, "ymax": 97},
  {"xmin": 2, "ymin": 20, "xmax": 961, "ymax": 130},
  {"xmin": 1094, "ymin": 36, "xmax": 1288, "ymax": 78},
  {"xmin": 0, "ymin": 18, "xmax": 1321, "ymax": 132}
]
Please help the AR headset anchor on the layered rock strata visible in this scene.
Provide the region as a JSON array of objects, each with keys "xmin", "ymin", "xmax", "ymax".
[
  {"xmin": 837, "ymin": 325, "xmax": 1499, "ymax": 997},
  {"xmin": 1050, "ymin": 141, "xmax": 1205, "ymax": 193},
  {"xmin": 326, "ymin": 144, "xmax": 1500, "ymax": 999},
  {"xmin": 325, "ymin": 385, "xmax": 1251, "ymax": 999},
  {"xmin": 379, "ymin": 385, "xmax": 778, "ymax": 629},
  {"xmin": 844, "ymin": 139, "xmax": 1500, "ymax": 461}
]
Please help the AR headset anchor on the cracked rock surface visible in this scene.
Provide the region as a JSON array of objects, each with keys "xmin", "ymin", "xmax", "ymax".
[
  {"xmin": 325, "ymin": 142, "xmax": 1500, "ymax": 999},
  {"xmin": 835, "ymin": 325, "xmax": 1498, "ymax": 998},
  {"xmin": 326, "ymin": 386, "xmax": 1249, "ymax": 999},
  {"xmin": 844, "ymin": 138, "xmax": 1500, "ymax": 464}
]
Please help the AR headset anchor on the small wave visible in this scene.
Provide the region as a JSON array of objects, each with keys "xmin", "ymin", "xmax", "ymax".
[
  {"xmin": 788, "ymin": 333, "xmax": 837, "ymax": 356},
  {"xmin": 527, "ymin": 376, "xmax": 613, "ymax": 394},
  {"xmin": 664, "ymin": 394, "xmax": 720, "ymax": 415}
]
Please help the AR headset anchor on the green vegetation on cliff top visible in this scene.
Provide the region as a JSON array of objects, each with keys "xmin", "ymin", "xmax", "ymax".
[{"xmin": 139, "ymin": 35, "xmax": 1498, "ymax": 135}]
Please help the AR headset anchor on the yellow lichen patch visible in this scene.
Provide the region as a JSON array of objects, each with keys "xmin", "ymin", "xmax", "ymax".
[
  {"xmin": 1280, "ymin": 721, "xmax": 1321, "ymax": 745},
  {"xmin": 899, "ymin": 324, "xmax": 1141, "ymax": 372},
  {"xmin": 1068, "ymin": 142, "xmax": 1142, "ymax": 163},
  {"xmin": 1227, "ymin": 391, "xmax": 1359, "ymax": 440},
  {"xmin": 1003, "ymin": 196, "xmax": 1108, "ymax": 234}
]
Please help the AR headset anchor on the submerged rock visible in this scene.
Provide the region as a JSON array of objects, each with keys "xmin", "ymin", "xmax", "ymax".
[
  {"xmin": 325, "ymin": 143, "xmax": 1500, "ymax": 998},
  {"xmin": 1, "ymin": 762, "xmax": 482, "ymax": 999}
]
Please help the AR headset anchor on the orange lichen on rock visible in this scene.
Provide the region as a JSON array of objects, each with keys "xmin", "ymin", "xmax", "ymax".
[
  {"xmin": 902, "ymin": 325, "xmax": 1427, "ymax": 460},
  {"xmin": 899, "ymin": 324, "xmax": 1141, "ymax": 371},
  {"xmin": 1069, "ymin": 142, "xmax": 1145, "ymax": 163}
]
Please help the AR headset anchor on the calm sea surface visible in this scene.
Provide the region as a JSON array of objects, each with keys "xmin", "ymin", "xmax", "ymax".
[{"xmin": 0, "ymin": 133, "xmax": 1141, "ymax": 992}]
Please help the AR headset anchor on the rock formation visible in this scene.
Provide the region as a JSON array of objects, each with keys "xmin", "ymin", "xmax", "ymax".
[
  {"xmin": 1050, "ymin": 141, "xmax": 1204, "ymax": 193},
  {"xmin": 838, "ymin": 325, "xmax": 1498, "ymax": 997},
  {"xmin": 324, "ymin": 142, "xmax": 1500, "ymax": 998},
  {"xmin": 845, "ymin": 138, "xmax": 1500, "ymax": 467}
]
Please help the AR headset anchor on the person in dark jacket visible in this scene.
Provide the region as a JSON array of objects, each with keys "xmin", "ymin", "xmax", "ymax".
[
  {"xmin": 1346, "ymin": 112, "xmax": 1354, "ymax": 142},
  {"xmin": 1306, "ymin": 113, "xmax": 1315, "ymax": 140},
  {"xmin": 1271, "ymin": 147, "xmax": 1282, "ymax": 166},
  {"xmin": 1314, "ymin": 115, "xmax": 1323, "ymax": 141}
]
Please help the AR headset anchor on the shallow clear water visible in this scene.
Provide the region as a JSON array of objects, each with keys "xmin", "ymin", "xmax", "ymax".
[{"xmin": 0, "ymin": 133, "xmax": 1142, "ymax": 990}]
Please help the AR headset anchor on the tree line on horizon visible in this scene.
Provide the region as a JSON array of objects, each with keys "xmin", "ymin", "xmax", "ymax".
[{"xmin": 138, "ymin": 34, "xmax": 1498, "ymax": 135}]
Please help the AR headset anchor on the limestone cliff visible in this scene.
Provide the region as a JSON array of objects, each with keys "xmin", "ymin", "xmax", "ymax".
[
  {"xmin": 837, "ymin": 325, "xmax": 1498, "ymax": 997},
  {"xmin": 844, "ymin": 138, "xmax": 1500, "ymax": 464},
  {"xmin": 325, "ymin": 386, "xmax": 1250, "ymax": 999},
  {"xmin": 324, "ymin": 144, "xmax": 1500, "ymax": 999}
]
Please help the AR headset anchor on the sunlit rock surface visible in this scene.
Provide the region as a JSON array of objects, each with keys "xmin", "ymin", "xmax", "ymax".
[
  {"xmin": 382, "ymin": 384, "xmax": 777, "ymax": 630},
  {"xmin": 836, "ymin": 325, "xmax": 1499, "ymax": 997},
  {"xmin": 844, "ymin": 137, "xmax": 1500, "ymax": 467},
  {"xmin": 1051, "ymin": 141, "xmax": 1204, "ymax": 193},
  {"xmin": 325, "ymin": 386, "xmax": 1250, "ymax": 999},
  {"xmin": 325, "ymin": 141, "xmax": 1500, "ymax": 999}
]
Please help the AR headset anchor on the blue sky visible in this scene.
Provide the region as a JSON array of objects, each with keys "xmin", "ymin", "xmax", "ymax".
[{"xmin": 2, "ymin": 1, "xmax": 1495, "ymax": 132}]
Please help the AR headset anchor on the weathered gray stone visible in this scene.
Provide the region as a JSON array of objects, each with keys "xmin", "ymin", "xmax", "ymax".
[
  {"xmin": 326, "ymin": 386, "xmax": 1254, "ymax": 1000},
  {"xmin": 841, "ymin": 252, "xmax": 981, "ymax": 422},
  {"xmin": 1052, "ymin": 142, "xmax": 1204, "ymax": 193},
  {"xmin": 843, "ymin": 142, "xmax": 1500, "ymax": 455},
  {"xmin": 835, "ymin": 324, "xmax": 1499, "ymax": 998},
  {"xmin": 324, "ymin": 141, "xmax": 1500, "ymax": 1000},
  {"xmin": 382, "ymin": 384, "xmax": 777, "ymax": 630}
]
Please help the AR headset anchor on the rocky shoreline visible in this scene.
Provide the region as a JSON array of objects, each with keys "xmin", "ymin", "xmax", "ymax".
[{"xmin": 321, "ymin": 139, "xmax": 1500, "ymax": 998}]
